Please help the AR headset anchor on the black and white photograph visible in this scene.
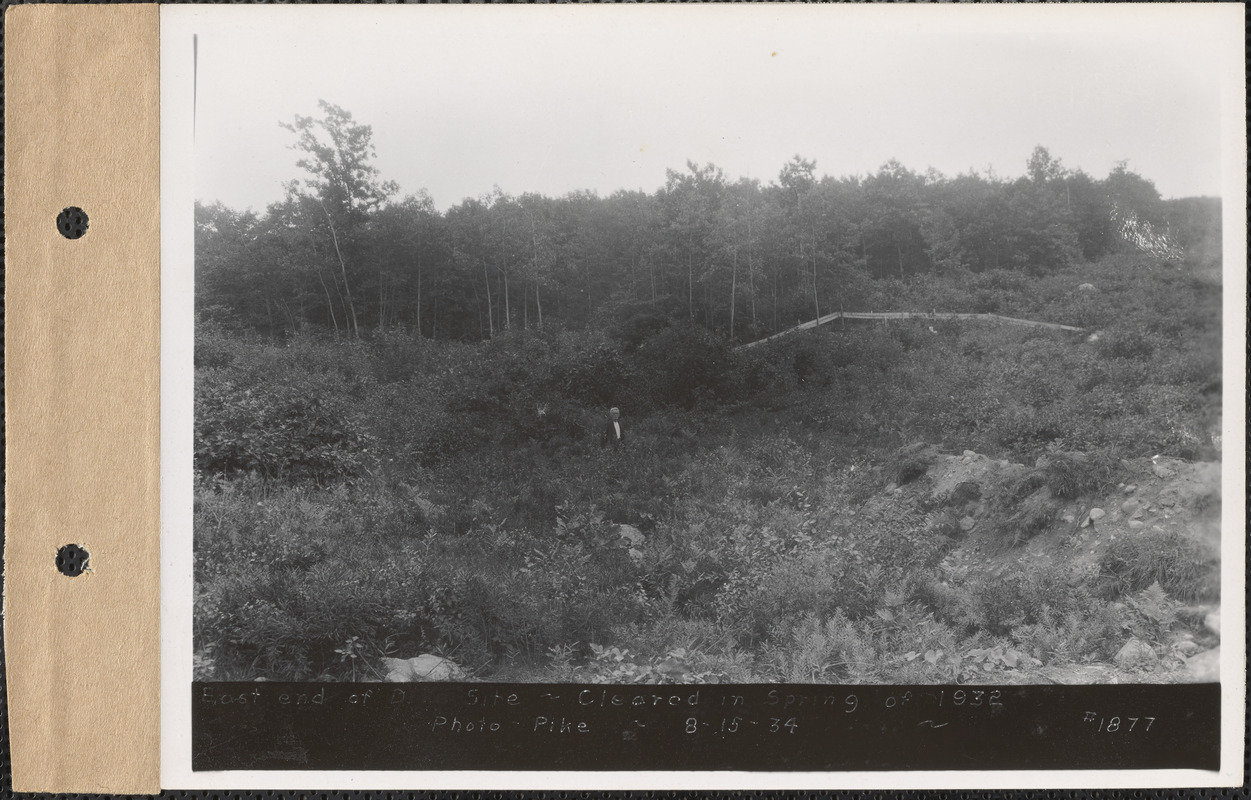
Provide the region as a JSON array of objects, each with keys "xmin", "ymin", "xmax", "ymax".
[{"xmin": 162, "ymin": 3, "xmax": 1244, "ymax": 786}]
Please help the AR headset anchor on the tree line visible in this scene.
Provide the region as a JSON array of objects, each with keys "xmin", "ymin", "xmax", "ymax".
[{"xmin": 197, "ymin": 101, "xmax": 1217, "ymax": 342}]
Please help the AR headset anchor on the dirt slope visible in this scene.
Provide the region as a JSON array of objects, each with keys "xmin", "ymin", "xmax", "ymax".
[{"xmin": 879, "ymin": 446, "xmax": 1222, "ymax": 684}]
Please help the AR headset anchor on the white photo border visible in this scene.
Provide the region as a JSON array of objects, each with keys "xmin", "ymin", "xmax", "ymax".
[{"xmin": 160, "ymin": 4, "xmax": 1246, "ymax": 790}]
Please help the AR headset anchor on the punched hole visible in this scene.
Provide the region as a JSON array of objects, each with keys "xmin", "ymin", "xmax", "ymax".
[
  {"xmin": 57, "ymin": 206, "xmax": 89, "ymax": 240},
  {"xmin": 55, "ymin": 544, "xmax": 90, "ymax": 577}
]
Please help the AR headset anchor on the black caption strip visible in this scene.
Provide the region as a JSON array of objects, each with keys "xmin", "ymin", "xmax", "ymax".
[{"xmin": 193, "ymin": 681, "xmax": 1219, "ymax": 772}]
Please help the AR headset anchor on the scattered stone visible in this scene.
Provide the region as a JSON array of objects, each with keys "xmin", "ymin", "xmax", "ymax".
[
  {"xmin": 1078, "ymin": 283, "xmax": 1098, "ymax": 292},
  {"xmin": 1113, "ymin": 638, "xmax": 1159, "ymax": 669},
  {"xmin": 1081, "ymin": 507, "xmax": 1105, "ymax": 528},
  {"xmin": 1121, "ymin": 498, "xmax": 1141, "ymax": 515},
  {"xmin": 1157, "ymin": 491, "xmax": 1176, "ymax": 508},
  {"xmin": 383, "ymin": 655, "xmax": 467, "ymax": 682},
  {"xmin": 1061, "ymin": 513, "xmax": 1075, "ymax": 524},
  {"xmin": 959, "ymin": 516, "xmax": 976, "ymax": 532},
  {"xmin": 962, "ymin": 450, "xmax": 977, "ymax": 458},
  {"xmin": 884, "ymin": 482, "xmax": 897, "ymax": 493},
  {"xmin": 1204, "ymin": 609, "xmax": 1220, "ymax": 636},
  {"xmin": 613, "ymin": 524, "xmax": 645, "ymax": 548},
  {"xmin": 1182, "ymin": 648, "xmax": 1220, "ymax": 682},
  {"xmin": 1127, "ymin": 520, "xmax": 1146, "ymax": 530},
  {"xmin": 1153, "ymin": 463, "xmax": 1175, "ymax": 479},
  {"xmin": 1175, "ymin": 641, "xmax": 1201, "ymax": 657},
  {"xmin": 1122, "ymin": 484, "xmax": 1138, "ymax": 495}
]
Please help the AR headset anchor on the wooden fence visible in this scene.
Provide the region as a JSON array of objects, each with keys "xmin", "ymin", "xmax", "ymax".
[{"xmin": 738, "ymin": 311, "xmax": 1084, "ymax": 349}]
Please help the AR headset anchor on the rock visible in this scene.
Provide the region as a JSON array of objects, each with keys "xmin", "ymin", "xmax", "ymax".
[
  {"xmin": 1157, "ymin": 490, "xmax": 1176, "ymax": 508},
  {"xmin": 1113, "ymin": 638, "xmax": 1159, "ymax": 669},
  {"xmin": 1121, "ymin": 498, "xmax": 1141, "ymax": 515},
  {"xmin": 884, "ymin": 482, "xmax": 897, "ymax": 493},
  {"xmin": 613, "ymin": 524, "xmax": 645, "ymax": 548},
  {"xmin": 962, "ymin": 450, "xmax": 978, "ymax": 457},
  {"xmin": 1078, "ymin": 283, "xmax": 1098, "ymax": 292},
  {"xmin": 959, "ymin": 516, "xmax": 976, "ymax": 532},
  {"xmin": 1061, "ymin": 513, "xmax": 1076, "ymax": 524},
  {"xmin": 1204, "ymin": 609, "xmax": 1220, "ymax": 636},
  {"xmin": 1088, "ymin": 507, "xmax": 1105, "ymax": 521},
  {"xmin": 383, "ymin": 655, "xmax": 467, "ymax": 682},
  {"xmin": 1153, "ymin": 463, "xmax": 1175, "ymax": 479},
  {"xmin": 1122, "ymin": 484, "xmax": 1138, "ymax": 495},
  {"xmin": 1182, "ymin": 648, "xmax": 1220, "ymax": 682},
  {"xmin": 1175, "ymin": 640, "xmax": 1201, "ymax": 657},
  {"xmin": 1127, "ymin": 520, "xmax": 1146, "ymax": 529}
]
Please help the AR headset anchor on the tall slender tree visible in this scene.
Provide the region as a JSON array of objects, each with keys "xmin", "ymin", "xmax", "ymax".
[{"xmin": 281, "ymin": 101, "xmax": 397, "ymax": 338}]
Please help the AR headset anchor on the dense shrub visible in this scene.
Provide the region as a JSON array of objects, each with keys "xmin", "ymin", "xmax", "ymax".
[
  {"xmin": 633, "ymin": 323, "xmax": 735, "ymax": 409},
  {"xmin": 194, "ymin": 251, "xmax": 1221, "ymax": 682},
  {"xmin": 1099, "ymin": 529, "xmax": 1218, "ymax": 602},
  {"xmin": 196, "ymin": 376, "xmax": 373, "ymax": 484}
]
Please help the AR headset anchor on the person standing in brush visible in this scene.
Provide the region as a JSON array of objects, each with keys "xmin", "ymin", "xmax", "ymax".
[{"xmin": 603, "ymin": 406, "xmax": 625, "ymax": 447}]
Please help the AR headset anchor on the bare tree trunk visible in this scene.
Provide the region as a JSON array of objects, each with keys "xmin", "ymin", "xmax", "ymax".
[
  {"xmin": 704, "ymin": 277, "xmax": 712, "ymax": 327},
  {"xmin": 730, "ymin": 247, "xmax": 737, "ymax": 336},
  {"xmin": 277, "ymin": 299, "xmax": 297, "ymax": 332},
  {"xmin": 317, "ymin": 268, "xmax": 340, "ymax": 339},
  {"xmin": 747, "ymin": 218, "xmax": 756, "ymax": 326},
  {"xmin": 319, "ymin": 200, "xmax": 358, "ymax": 338},
  {"xmin": 528, "ymin": 214, "xmax": 542, "ymax": 331},
  {"xmin": 415, "ymin": 252, "xmax": 422, "ymax": 337},
  {"xmin": 812, "ymin": 257, "xmax": 820, "ymax": 320},
  {"xmin": 771, "ymin": 259, "xmax": 778, "ymax": 331},
  {"xmin": 473, "ymin": 283, "xmax": 484, "ymax": 339},
  {"xmin": 503, "ymin": 268, "xmax": 511, "ymax": 330},
  {"xmin": 687, "ymin": 245, "xmax": 694, "ymax": 318},
  {"xmin": 378, "ymin": 273, "xmax": 386, "ymax": 332},
  {"xmin": 483, "ymin": 261, "xmax": 495, "ymax": 339},
  {"xmin": 811, "ymin": 233, "xmax": 820, "ymax": 320}
]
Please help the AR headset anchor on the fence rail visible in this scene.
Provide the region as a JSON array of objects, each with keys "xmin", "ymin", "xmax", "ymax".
[{"xmin": 739, "ymin": 311, "xmax": 1084, "ymax": 348}]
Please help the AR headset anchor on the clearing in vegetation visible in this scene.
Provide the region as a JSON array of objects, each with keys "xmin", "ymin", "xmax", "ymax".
[{"xmin": 194, "ymin": 250, "xmax": 1222, "ymax": 685}]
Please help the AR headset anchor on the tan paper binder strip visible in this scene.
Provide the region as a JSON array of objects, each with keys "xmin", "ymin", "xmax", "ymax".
[{"xmin": 4, "ymin": 4, "xmax": 162, "ymax": 793}]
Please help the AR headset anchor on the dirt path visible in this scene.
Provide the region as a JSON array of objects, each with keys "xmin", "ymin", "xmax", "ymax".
[{"xmin": 739, "ymin": 311, "xmax": 1083, "ymax": 348}]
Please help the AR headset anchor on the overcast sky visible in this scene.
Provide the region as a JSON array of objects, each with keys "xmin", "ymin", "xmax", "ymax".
[{"xmin": 186, "ymin": 5, "xmax": 1239, "ymax": 213}]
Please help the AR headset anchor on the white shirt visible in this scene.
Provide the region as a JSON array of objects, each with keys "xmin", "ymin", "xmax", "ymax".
[{"xmin": 613, "ymin": 421, "xmax": 621, "ymax": 439}]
